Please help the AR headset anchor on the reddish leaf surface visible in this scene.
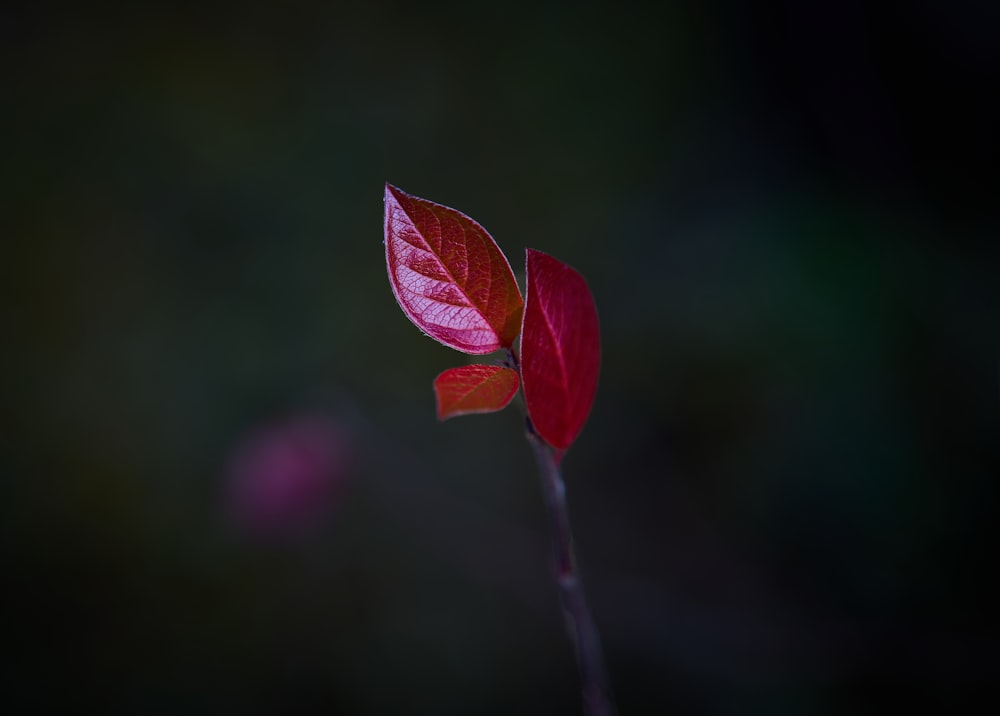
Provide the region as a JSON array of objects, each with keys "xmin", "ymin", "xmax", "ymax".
[
  {"xmin": 384, "ymin": 184, "xmax": 523, "ymax": 354},
  {"xmin": 520, "ymin": 249, "xmax": 601, "ymax": 451},
  {"xmin": 434, "ymin": 365, "xmax": 520, "ymax": 420}
]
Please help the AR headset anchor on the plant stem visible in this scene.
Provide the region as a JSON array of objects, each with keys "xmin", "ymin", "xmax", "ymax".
[{"xmin": 525, "ymin": 420, "xmax": 615, "ymax": 716}]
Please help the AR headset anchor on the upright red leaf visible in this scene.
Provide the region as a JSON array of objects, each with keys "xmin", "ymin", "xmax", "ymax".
[
  {"xmin": 434, "ymin": 365, "xmax": 520, "ymax": 420},
  {"xmin": 520, "ymin": 249, "xmax": 601, "ymax": 451},
  {"xmin": 384, "ymin": 184, "xmax": 523, "ymax": 354}
]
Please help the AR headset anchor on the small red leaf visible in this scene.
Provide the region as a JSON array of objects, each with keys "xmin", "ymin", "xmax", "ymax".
[
  {"xmin": 384, "ymin": 184, "xmax": 524, "ymax": 354},
  {"xmin": 520, "ymin": 249, "xmax": 600, "ymax": 451},
  {"xmin": 434, "ymin": 365, "xmax": 520, "ymax": 420}
]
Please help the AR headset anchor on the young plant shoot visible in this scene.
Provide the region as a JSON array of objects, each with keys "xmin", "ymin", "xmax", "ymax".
[{"xmin": 384, "ymin": 183, "xmax": 612, "ymax": 716}]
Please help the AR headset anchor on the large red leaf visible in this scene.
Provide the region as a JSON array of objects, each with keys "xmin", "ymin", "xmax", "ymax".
[
  {"xmin": 434, "ymin": 365, "xmax": 520, "ymax": 420},
  {"xmin": 520, "ymin": 249, "xmax": 601, "ymax": 451},
  {"xmin": 384, "ymin": 184, "xmax": 523, "ymax": 354}
]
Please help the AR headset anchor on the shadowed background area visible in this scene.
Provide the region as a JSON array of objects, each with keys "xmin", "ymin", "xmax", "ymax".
[{"xmin": 2, "ymin": 1, "xmax": 998, "ymax": 713}]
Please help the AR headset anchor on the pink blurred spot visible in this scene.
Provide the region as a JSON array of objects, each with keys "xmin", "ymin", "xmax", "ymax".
[{"xmin": 225, "ymin": 414, "xmax": 352, "ymax": 538}]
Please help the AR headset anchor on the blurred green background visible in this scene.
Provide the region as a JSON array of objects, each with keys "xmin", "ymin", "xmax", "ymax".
[{"xmin": 2, "ymin": 1, "xmax": 997, "ymax": 713}]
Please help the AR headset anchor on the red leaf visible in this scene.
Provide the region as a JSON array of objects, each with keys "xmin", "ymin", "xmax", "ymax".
[
  {"xmin": 384, "ymin": 184, "xmax": 523, "ymax": 354},
  {"xmin": 520, "ymin": 249, "xmax": 601, "ymax": 451},
  {"xmin": 434, "ymin": 365, "xmax": 520, "ymax": 420}
]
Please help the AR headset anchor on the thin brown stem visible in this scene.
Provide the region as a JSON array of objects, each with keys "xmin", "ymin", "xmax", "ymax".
[{"xmin": 525, "ymin": 419, "xmax": 615, "ymax": 716}]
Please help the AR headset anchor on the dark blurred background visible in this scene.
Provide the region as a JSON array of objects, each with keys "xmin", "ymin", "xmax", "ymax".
[{"xmin": 2, "ymin": 1, "xmax": 998, "ymax": 713}]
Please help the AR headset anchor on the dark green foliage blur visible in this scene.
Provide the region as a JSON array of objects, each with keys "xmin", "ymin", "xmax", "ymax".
[{"xmin": 2, "ymin": 1, "xmax": 997, "ymax": 713}]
